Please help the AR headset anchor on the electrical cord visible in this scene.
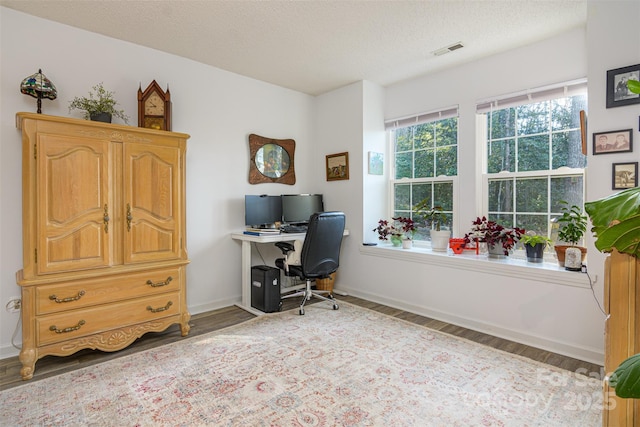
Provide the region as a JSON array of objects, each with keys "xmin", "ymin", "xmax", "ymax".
[{"xmin": 583, "ymin": 264, "xmax": 608, "ymax": 318}]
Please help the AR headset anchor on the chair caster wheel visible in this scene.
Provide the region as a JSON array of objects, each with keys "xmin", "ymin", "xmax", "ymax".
[
  {"xmin": 299, "ymin": 308, "xmax": 305, "ymax": 315},
  {"xmin": 278, "ymin": 301, "xmax": 283, "ymax": 312},
  {"xmin": 333, "ymin": 304, "xmax": 339, "ymax": 310}
]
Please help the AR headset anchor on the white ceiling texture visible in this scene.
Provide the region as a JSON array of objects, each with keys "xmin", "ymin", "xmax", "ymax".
[{"xmin": 0, "ymin": 0, "xmax": 587, "ymax": 96}]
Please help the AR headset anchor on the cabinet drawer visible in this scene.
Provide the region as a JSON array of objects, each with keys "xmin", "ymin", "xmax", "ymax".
[
  {"xmin": 35, "ymin": 267, "xmax": 182, "ymax": 315},
  {"xmin": 36, "ymin": 292, "xmax": 181, "ymax": 346}
]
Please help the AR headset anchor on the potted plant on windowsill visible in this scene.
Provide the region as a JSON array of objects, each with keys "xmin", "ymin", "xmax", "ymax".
[
  {"xmin": 373, "ymin": 216, "xmax": 416, "ymax": 248},
  {"xmin": 463, "ymin": 217, "xmax": 525, "ymax": 257},
  {"xmin": 520, "ymin": 233, "xmax": 552, "ymax": 263},
  {"xmin": 414, "ymin": 200, "xmax": 450, "ymax": 252},
  {"xmin": 68, "ymin": 82, "xmax": 130, "ymax": 124},
  {"xmin": 553, "ymin": 201, "xmax": 587, "ymax": 269}
]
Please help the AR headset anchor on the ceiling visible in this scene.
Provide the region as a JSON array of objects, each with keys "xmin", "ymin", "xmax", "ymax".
[{"xmin": 0, "ymin": 0, "xmax": 587, "ymax": 96}]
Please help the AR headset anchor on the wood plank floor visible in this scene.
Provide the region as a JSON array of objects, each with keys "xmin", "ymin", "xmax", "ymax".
[{"xmin": 0, "ymin": 294, "xmax": 603, "ymax": 391}]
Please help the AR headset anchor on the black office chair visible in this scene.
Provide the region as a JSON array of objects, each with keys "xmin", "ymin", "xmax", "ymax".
[{"xmin": 275, "ymin": 211, "xmax": 345, "ymax": 315}]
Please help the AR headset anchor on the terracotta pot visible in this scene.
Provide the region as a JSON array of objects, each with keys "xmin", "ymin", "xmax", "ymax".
[{"xmin": 554, "ymin": 245, "xmax": 587, "ymax": 267}]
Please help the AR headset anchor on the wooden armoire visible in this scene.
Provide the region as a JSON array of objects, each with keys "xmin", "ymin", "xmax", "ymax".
[
  {"xmin": 15, "ymin": 113, "xmax": 190, "ymax": 380},
  {"xmin": 604, "ymin": 250, "xmax": 640, "ymax": 425}
]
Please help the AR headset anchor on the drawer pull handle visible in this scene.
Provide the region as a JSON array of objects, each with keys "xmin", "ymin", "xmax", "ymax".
[
  {"xmin": 126, "ymin": 203, "xmax": 133, "ymax": 231},
  {"xmin": 49, "ymin": 320, "xmax": 85, "ymax": 334},
  {"xmin": 146, "ymin": 276, "xmax": 173, "ymax": 287},
  {"xmin": 103, "ymin": 204, "xmax": 110, "ymax": 233},
  {"xmin": 147, "ymin": 301, "xmax": 173, "ymax": 313},
  {"xmin": 49, "ymin": 290, "xmax": 86, "ymax": 303}
]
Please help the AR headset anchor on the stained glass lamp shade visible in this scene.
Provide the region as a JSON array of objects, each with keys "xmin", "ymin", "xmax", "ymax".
[{"xmin": 20, "ymin": 69, "xmax": 57, "ymax": 114}]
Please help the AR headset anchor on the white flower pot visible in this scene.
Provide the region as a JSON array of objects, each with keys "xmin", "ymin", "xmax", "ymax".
[{"xmin": 431, "ymin": 230, "xmax": 451, "ymax": 252}]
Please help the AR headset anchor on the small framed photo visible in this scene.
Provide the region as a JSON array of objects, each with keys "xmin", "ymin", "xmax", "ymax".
[
  {"xmin": 368, "ymin": 151, "xmax": 383, "ymax": 175},
  {"xmin": 326, "ymin": 152, "xmax": 349, "ymax": 181},
  {"xmin": 593, "ymin": 129, "xmax": 633, "ymax": 155},
  {"xmin": 606, "ymin": 64, "xmax": 640, "ymax": 108},
  {"xmin": 612, "ymin": 162, "xmax": 638, "ymax": 190}
]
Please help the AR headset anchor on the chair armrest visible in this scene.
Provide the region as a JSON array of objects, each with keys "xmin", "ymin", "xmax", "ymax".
[{"xmin": 275, "ymin": 241, "xmax": 294, "ymax": 254}]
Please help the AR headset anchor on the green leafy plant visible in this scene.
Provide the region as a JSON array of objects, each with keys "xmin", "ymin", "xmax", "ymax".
[
  {"xmin": 68, "ymin": 82, "xmax": 129, "ymax": 123},
  {"xmin": 373, "ymin": 216, "xmax": 416, "ymax": 241},
  {"xmin": 628, "ymin": 79, "xmax": 640, "ymax": 94},
  {"xmin": 556, "ymin": 201, "xmax": 587, "ymax": 246},
  {"xmin": 413, "ymin": 200, "xmax": 448, "ymax": 231},
  {"xmin": 520, "ymin": 234, "xmax": 552, "ymax": 248}
]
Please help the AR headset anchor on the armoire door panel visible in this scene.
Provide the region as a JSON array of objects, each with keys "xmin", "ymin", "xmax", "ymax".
[
  {"xmin": 37, "ymin": 134, "xmax": 112, "ymax": 274},
  {"xmin": 124, "ymin": 143, "xmax": 180, "ymax": 263}
]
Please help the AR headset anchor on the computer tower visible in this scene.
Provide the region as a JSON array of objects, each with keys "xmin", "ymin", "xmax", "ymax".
[{"xmin": 251, "ymin": 265, "xmax": 281, "ymax": 313}]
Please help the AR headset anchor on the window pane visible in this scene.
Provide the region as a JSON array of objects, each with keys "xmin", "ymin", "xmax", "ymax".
[
  {"xmin": 412, "ymin": 184, "xmax": 431, "ymax": 211},
  {"xmin": 435, "ymin": 118, "xmax": 457, "ymax": 147},
  {"xmin": 489, "ymin": 213, "xmax": 513, "ymax": 227},
  {"xmin": 550, "ymin": 176, "xmax": 583, "ymax": 212},
  {"xmin": 395, "ymin": 152, "xmax": 412, "ymax": 179},
  {"xmin": 517, "ymin": 101, "xmax": 549, "ymax": 135},
  {"xmin": 515, "ymin": 178, "xmax": 548, "ymax": 213},
  {"xmin": 551, "ymin": 95, "xmax": 586, "ymax": 131},
  {"xmin": 552, "ymin": 130, "xmax": 586, "ymax": 169},
  {"xmin": 415, "ymin": 149, "xmax": 434, "ymax": 178},
  {"xmin": 434, "ymin": 182, "xmax": 453, "ymax": 211},
  {"xmin": 487, "ymin": 139, "xmax": 515, "ymax": 173},
  {"xmin": 518, "ymin": 135, "xmax": 549, "ymax": 171},
  {"xmin": 489, "ymin": 107, "xmax": 516, "ymax": 139},
  {"xmin": 516, "ymin": 214, "xmax": 549, "ymax": 236},
  {"xmin": 436, "ymin": 146, "xmax": 457, "ymax": 176},
  {"xmin": 488, "ymin": 179, "xmax": 513, "ymax": 213},
  {"xmin": 395, "ymin": 127, "xmax": 412, "ymax": 152},
  {"xmin": 394, "ymin": 184, "xmax": 411, "ymax": 211},
  {"xmin": 414, "ymin": 123, "xmax": 434, "ymax": 149}
]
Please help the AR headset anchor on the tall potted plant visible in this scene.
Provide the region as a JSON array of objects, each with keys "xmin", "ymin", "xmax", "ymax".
[
  {"xmin": 553, "ymin": 201, "xmax": 587, "ymax": 268},
  {"xmin": 414, "ymin": 200, "xmax": 450, "ymax": 252}
]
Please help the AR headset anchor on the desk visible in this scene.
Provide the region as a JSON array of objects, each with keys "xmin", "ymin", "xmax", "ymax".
[{"xmin": 231, "ymin": 230, "xmax": 349, "ymax": 315}]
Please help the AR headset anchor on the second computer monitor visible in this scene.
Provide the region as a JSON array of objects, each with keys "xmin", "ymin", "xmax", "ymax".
[{"xmin": 281, "ymin": 194, "xmax": 324, "ymax": 224}]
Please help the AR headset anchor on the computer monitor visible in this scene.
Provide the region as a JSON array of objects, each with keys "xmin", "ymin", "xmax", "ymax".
[
  {"xmin": 244, "ymin": 195, "xmax": 282, "ymax": 228},
  {"xmin": 281, "ymin": 194, "xmax": 324, "ymax": 224}
]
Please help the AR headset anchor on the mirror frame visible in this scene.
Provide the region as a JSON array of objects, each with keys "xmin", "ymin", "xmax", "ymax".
[{"xmin": 249, "ymin": 133, "xmax": 296, "ymax": 185}]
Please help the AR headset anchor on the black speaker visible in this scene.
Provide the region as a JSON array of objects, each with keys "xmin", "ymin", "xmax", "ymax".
[{"xmin": 251, "ymin": 265, "xmax": 281, "ymax": 313}]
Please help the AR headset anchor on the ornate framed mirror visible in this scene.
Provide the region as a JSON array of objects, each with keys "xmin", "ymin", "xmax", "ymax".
[{"xmin": 248, "ymin": 134, "xmax": 296, "ymax": 185}]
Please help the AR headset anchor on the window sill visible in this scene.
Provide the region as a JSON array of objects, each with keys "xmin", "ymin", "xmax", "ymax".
[{"xmin": 359, "ymin": 243, "xmax": 592, "ymax": 289}]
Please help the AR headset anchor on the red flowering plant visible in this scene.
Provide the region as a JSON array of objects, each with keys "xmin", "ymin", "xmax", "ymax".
[
  {"xmin": 463, "ymin": 216, "xmax": 525, "ymax": 255},
  {"xmin": 373, "ymin": 216, "xmax": 417, "ymax": 241}
]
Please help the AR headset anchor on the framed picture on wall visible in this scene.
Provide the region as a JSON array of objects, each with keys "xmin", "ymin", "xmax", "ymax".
[
  {"xmin": 593, "ymin": 129, "xmax": 633, "ymax": 155},
  {"xmin": 326, "ymin": 152, "xmax": 349, "ymax": 181},
  {"xmin": 368, "ymin": 151, "xmax": 383, "ymax": 175},
  {"xmin": 606, "ymin": 64, "xmax": 640, "ymax": 108},
  {"xmin": 612, "ymin": 162, "xmax": 638, "ymax": 190}
]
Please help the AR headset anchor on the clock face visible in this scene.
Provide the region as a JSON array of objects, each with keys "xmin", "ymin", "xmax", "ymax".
[{"xmin": 144, "ymin": 92, "xmax": 165, "ymax": 115}]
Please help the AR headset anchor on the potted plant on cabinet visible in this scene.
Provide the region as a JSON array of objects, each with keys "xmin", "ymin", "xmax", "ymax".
[
  {"xmin": 464, "ymin": 216, "xmax": 525, "ymax": 257},
  {"xmin": 553, "ymin": 201, "xmax": 587, "ymax": 269},
  {"xmin": 69, "ymin": 82, "xmax": 130, "ymax": 124},
  {"xmin": 520, "ymin": 233, "xmax": 552, "ymax": 263},
  {"xmin": 414, "ymin": 200, "xmax": 450, "ymax": 252}
]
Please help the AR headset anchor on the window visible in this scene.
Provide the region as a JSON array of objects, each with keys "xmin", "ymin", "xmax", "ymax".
[
  {"xmin": 386, "ymin": 109, "xmax": 458, "ymax": 241},
  {"xmin": 479, "ymin": 82, "xmax": 587, "ymax": 239}
]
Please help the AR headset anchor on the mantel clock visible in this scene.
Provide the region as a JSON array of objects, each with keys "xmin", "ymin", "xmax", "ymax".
[{"xmin": 138, "ymin": 80, "xmax": 171, "ymax": 131}]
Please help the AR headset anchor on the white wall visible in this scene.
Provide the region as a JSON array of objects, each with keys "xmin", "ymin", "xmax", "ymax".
[
  {"xmin": 321, "ymin": 24, "xmax": 609, "ymax": 364},
  {"xmin": 0, "ymin": 7, "xmax": 316, "ymax": 358}
]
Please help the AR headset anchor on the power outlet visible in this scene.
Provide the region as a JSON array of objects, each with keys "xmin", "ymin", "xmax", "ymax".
[{"xmin": 5, "ymin": 297, "xmax": 21, "ymax": 313}]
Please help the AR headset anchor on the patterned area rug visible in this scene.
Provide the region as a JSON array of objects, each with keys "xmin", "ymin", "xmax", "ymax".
[{"xmin": 1, "ymin": 302, "xmax": 601, "ymax": 426}]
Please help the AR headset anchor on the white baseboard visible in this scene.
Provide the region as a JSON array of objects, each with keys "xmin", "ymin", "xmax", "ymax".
[{"xmin": 343, "ymin": 287, "xmax": 604, "ymax": 367}]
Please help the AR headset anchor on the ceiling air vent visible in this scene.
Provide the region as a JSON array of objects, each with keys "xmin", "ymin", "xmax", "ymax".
[{"xmin": 432, "ymin": 42, "xmax": 464, "ymax": 57}]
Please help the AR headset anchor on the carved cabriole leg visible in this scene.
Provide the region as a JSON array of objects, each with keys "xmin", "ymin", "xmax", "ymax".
[
  {"xmin": 180, "ymin": 311, "xmax": 191, "ymax": 336},
  {"xmin": 19, "ymin": 347, "xmax": 37, "ymax": 380}
]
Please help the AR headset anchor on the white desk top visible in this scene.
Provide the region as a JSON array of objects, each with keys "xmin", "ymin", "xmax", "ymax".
[{"xmin": 231, "ymin": 229, "xmax": 349, "ymax": 243}]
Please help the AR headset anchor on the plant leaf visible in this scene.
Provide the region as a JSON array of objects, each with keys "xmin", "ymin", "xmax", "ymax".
[
  {"xmin": 628, "ymin": 79, "xmax": 640, "ymax": 94},
  {"xmin": 585, "ymin": 187, "xmax": 640, "ymax": 257},
  {"xmin": 610, "ymin": 353, "xmax": 640, "ymax": 398}
]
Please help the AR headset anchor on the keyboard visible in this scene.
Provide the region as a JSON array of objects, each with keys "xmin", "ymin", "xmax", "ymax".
[{"xmin": 281, "ymin": 225, "xmax": 308, "ymax": 233}]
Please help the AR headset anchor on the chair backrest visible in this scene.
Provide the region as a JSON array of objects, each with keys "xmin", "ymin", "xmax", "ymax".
[{"xmin": 300, "ymin": 211, "xmax": 345, "ymax": 279}]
